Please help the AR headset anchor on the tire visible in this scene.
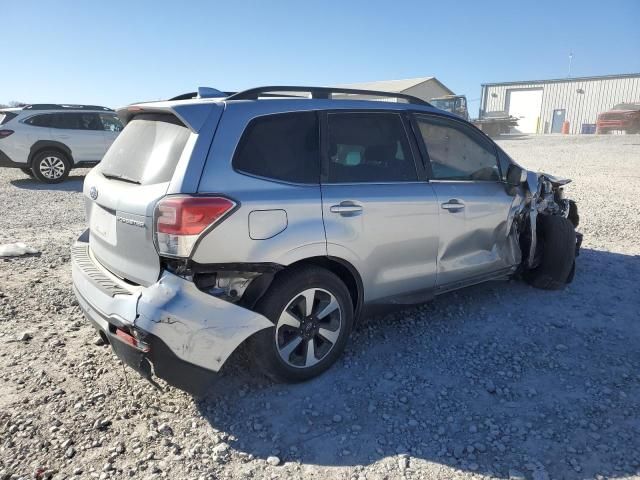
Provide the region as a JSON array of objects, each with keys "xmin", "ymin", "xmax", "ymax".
[
  {"xmin": 567, "ymin": 200, "xmax": 579, "ymax": 228},
  {"xmin": 31, "ymin": 150, "xmax": 71, "ymax": 184},
  {"xmin": 20, "ymin": 167, "xmax": 34, "ymax": 177},
  {"xmin": 248, "ymin": 265, "xmax": 354, "ymax": 383},
  {"xmin": 526, "ymin": 215, "xmax": 577, "ymax": 290}
]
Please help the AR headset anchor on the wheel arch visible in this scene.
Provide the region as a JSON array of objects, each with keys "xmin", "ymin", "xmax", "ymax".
[
  {"xmin": 28, "ymin": 141, "xmax": 73, "ymax": 167},
  {"xmin": 287, "ymin": 256, "xmax": 364, "ymax": 323},
  {"xmin": 239, "ymin": 256, "xmax": 364, "ymax": 324}
]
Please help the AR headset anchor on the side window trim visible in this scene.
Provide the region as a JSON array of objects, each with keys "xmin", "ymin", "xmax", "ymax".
[
  {"xmin": 400, "ymin": 112, "xmax": 428, "ymax": 181},
  {"xmin": 407, "ymin": 113, "xmax": 434, "ymax": 180},
  {"xmin": 319, "ymin": 109, "xmax": 424, "ymax": 185},
  {"xmin": 411, "ymin": 112, "xmax": 502, "ymax": 183}
]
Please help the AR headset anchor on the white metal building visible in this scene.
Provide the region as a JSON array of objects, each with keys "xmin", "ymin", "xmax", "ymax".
[
  {"xmin": 333, "ymin": 77, "xmax": 454, "ymax": 102},
  {"xmin": 480, "ymin": 73, "xmax": 640, "ymax": 134}
]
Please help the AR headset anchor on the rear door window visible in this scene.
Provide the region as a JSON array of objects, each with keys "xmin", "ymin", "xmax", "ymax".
[
  {"xmin": 50, "ymin": 113, "xmax": 103, "ymax": 130},
  {"xmin": 100, "ymin": 113, "xmax": 190, "ymax": 185},
  {"xmin": 233, "ymin": 112, "xmax": 320, "ymax": 184},
  {"xmin": 325, "ymin": 112, "xmax": 417, "ymax": 183}
]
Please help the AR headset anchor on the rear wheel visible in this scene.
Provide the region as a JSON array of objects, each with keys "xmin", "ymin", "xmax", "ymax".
[
  {"xmin": 526, "ymin": 215, "xmax": 577, "ymax": 290},
  {"xmin": 20, "ymin": 167, "xmax": 34, "ymax": 177},
  {"xmin": 249, "ymin": 266, "xmax": 354, "ymax": 382},
  {"xmin": 31, "ymin": 150, "xmax": 71, "ymax": 184}
]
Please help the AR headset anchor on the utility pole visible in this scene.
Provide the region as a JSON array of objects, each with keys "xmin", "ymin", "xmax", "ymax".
[{"xmin": 568, "ymin": 52, "xmax": 573, "ymax": 78}]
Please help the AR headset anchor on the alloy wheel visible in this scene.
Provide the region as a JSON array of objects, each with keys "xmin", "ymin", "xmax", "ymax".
[
  {"xmin": 39, "ymin": 156, "xmax": 66, "ymax": 180},
  {"xmin": 275, "ymin": 288, "xmax": 342, "ymax": 369}
]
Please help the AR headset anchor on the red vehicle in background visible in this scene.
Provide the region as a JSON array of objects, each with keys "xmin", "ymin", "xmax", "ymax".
[{"xmin": 597, "ymin": 103, "xmax": 640, "ymax": 134}]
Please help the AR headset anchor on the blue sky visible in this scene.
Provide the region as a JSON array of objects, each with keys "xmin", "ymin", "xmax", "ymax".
[{"xmin": 3, "ymin": 0, "xmax": 639, "ymax": 115}]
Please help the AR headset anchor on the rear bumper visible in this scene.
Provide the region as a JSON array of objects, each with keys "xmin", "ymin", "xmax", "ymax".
[
  {"xmin": 71, "ymin": 230, "xmax": 273, "ymax": 394},
  {"xmin": 0, "ymin": 149, "xmax": 23, "ymax": 168},
  {"xmin": 74, "ymin": 284, "xmax": 221, "ymax": 394}
]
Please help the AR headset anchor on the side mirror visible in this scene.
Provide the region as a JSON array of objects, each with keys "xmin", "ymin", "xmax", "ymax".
[{"xmin": 506, "ymin": 164, "xmax": 526, "ymax": 186}]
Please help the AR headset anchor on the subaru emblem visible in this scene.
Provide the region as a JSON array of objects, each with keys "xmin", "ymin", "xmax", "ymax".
[{"xmin": 89, "ymin": 186, "xmax": 98, "ymax": 200}]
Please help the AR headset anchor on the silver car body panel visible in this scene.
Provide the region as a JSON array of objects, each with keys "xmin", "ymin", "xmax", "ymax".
[
  {"xmin": 321, "ymin": 182, "xmax": 439, "ymax": 301},
  {"xmin": 429, "ymin": 180, "xmax": 518, "ymax": 287},
  {"xmin": 50, "ymin": 126, "xmax": 106, "ymax": 162}
]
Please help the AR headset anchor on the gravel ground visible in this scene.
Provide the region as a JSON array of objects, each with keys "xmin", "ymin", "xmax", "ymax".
[{"xmin": 1, "ymin": 135, "xmax": 639, "ymax": 480}]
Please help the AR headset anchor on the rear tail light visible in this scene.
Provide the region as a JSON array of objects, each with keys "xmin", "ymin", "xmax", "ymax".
[
  {"xmin": 153, "ymin": 195, "xmax": 237, "ymax": 257},
  {"xmin": 0, "ymin": 130, "xmax": 14, "ymax": 139},
  {"xmin": 115, "ymin": 327, "xmax": 150, "ymax": 352}
]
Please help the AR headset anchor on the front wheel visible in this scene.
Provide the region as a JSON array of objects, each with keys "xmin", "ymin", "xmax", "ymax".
[
  {"xmin": 31, "ymin": 150, "xmax": 71, "ymax": 184},
  {"xmin": 526, "ymin": 215, "xmax": 577, "ymax": 290},
  {"xmin": 249, "ymin": 266, "xmax": 354, "ymax": 382}
]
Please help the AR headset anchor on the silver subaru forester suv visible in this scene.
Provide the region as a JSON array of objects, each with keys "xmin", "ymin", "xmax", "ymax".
[{"xmin": 72, "ymin": 86, "xmax": 580, "ymax": 394}]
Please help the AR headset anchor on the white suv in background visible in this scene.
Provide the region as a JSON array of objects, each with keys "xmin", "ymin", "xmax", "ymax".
[{"xmin": 0, "ymin": 104, "xmax": 122, "ymax": 183}]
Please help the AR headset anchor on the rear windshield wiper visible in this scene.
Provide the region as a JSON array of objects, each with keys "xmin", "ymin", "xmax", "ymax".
[{"xmin": 102, "ymin": 173, "xmax": 141, "ymax": 185}]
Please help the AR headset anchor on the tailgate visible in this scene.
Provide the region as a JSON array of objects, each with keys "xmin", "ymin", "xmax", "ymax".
[
  {"xmin": 83, "ymin": 111, "xmax": 198, "ymax": 286},
  {"xmin": 85, "ymin": 176, "xmax": 169, "ymax": 286}
]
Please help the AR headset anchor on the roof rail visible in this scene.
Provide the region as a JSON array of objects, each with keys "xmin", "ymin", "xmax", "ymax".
[
  {"xmin": 225, "ymin": 86, "xmax": 431, "ymax": 106},
  {"xmin": 23, "ymin": 104, "xmax": 114, "ymax": 111}
]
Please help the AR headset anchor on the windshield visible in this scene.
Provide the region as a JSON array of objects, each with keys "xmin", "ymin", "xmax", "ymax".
[
  {"xmin": 100, "ymin": 113, "xmax": 190, "ymax": 185},
  {"xmin": 613, "ymin": 103, "xmax": 640, "ymax": 111}
]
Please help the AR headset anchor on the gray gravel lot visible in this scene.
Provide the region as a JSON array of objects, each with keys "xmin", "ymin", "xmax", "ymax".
[{"xmin": 0, "ymin": 135, "xmax": 639, "ymax": 479}]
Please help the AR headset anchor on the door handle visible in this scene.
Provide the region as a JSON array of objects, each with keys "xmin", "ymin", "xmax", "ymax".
[
  {"xmin": 330, "ymin": 202, "xmax": 363, "ymax": 215},
  {"xmin": 441, "ymin": 199, "xmax": 465, "ymax": 211},
  {"xmin": 57, "ymin": 135, "xmax": 70, "ymax": 139}
]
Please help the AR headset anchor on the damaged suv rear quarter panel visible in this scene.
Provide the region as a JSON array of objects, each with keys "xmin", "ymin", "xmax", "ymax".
[{"xmin": 135, "ymin": 272, "xmax": 273, "ymax": 372}]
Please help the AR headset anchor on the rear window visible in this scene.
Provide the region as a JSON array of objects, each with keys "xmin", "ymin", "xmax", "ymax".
[
  {"xmin": 25, "ymin": 113, "xmax": 54, "ymax": 127},
  {"xmin": 0, "ymin": 112, "xmax": 18, "ymax": 125},
  {"xmin": 100, "ymin": 113, "xmax": 190, "ymax": 185},
  {"xmin": 233, "ymin": 112, "xmax": 320, "ymax": 184}
]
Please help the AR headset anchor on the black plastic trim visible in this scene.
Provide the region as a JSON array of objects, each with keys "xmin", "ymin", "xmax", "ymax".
[
  {"xmin": 28, "ymin": 140, "xmax": 73, "ymax": 167},
  {"xmin": 0, "ymin": 149, "xmax": 21, "ymax": 168},
  {"xmin": 74, "ymin": 160, "xmax": 100, "ymax": 168},
  {"xmin": 190, "ymin": 261, "xmax": 284, "ymax": 274}
]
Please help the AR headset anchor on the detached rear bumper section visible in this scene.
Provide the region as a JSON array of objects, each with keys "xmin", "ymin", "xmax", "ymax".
[{"xmin": 71, "ymin": 232, "xmax": 273, "ymax": 394}]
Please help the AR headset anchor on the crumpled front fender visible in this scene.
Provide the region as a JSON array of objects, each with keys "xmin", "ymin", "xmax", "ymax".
[
  {"xmin": 522, "ymin": 170, "xmax": 574, "ymax": 268},
  {"xmin": 135, "ymin": 272, "xmax": 273, "ymax": 373}
]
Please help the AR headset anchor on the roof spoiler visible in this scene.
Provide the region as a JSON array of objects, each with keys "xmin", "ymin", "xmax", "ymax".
[{"xmin": 118, "ymin": 102, "xmax": 222, "ymax": 133}]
